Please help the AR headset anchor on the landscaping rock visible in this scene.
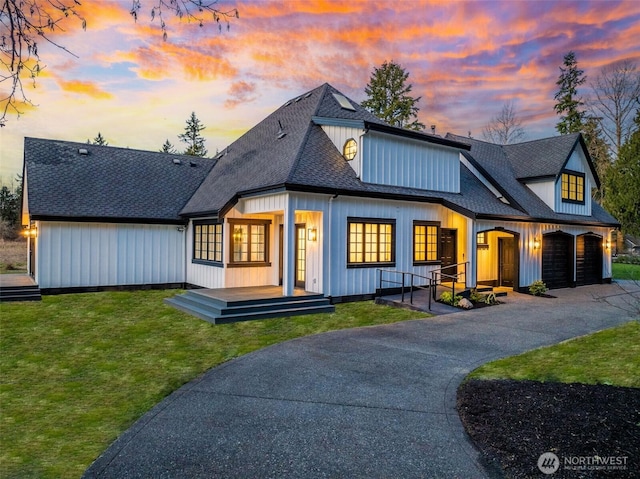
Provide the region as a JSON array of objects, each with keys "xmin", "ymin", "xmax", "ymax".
[{"xmin": 458, "ymin": 298, "xmax": 474, "ymax": 309}]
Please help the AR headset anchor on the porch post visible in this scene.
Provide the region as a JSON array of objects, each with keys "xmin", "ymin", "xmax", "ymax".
[
  {"xmin": 467, "ymin": 217, "xmax": 477, "ymax": 289},
  {"xmin": 282, "ymin": 197, "xmax": 295, "ymax": 296}
]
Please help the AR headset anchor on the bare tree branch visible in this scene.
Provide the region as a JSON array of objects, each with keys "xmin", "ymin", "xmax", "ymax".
[
  {"xmin": 588, "ymin": 59, "xmax": 640, "ymax": 158},
  {"xmin": 482, "ymin": 101, "xmax": 526, "ymax": 145},
  {"xmin": 1, "ymin": 0, "xmax": 238, "ymax": 126}
]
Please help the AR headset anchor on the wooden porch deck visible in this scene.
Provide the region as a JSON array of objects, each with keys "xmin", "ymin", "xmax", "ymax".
[{"xmin": 165, "ymin": 286, "xmax": 335, "ymax": 324}]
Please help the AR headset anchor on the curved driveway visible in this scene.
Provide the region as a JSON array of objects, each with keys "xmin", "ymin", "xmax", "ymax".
[{"xmin": 84, "ymin": 282, "xmax": 639, "ymax": 478}]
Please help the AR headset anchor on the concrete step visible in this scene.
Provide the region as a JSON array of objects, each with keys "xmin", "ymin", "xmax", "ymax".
[{"xmin": 0, "ymin": 286, "xmax": 42, "ymax": 302}]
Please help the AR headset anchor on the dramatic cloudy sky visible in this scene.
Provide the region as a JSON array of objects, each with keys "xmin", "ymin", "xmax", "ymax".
[{"xmin": 1, "ymin": 0, "xmax": 639, "ymax": 183}]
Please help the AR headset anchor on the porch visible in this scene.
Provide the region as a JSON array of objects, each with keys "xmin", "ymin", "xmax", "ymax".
[
  {"xmin": 165, "ymin": 286, "xmax": 335, "ymax": 324},
  {"xmin": 0, "ymin": 274, "xmax": 42, "ymax": 302}
]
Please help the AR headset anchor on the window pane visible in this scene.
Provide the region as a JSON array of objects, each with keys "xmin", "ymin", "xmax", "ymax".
[
  {"xmin": 379, "ymin": 224, "xmax": 392, "ymax": 262},
  {"xmin": 364, "ymin": 223, "xmax": 378, "ymax": 262},
  {"xmin": 250, "ymin": 225, "xmax": 265, "ymax": 262},
  {"xmin": 214, "ymin": 224, "xmax": 222, "ymax": 262},
  {"xmin": 427, "ymin": 226, "xmax": 438, "ymax": 261},
  {"xmin": 349, "ymin": 223, "xmax": 363, "ymax": 263},
  {"xmin": 561, "ymin": 173, "xmax": 569, "ymax": 199},
  {"xmin": 195, "ymin": 225, "xmax": 202, "ymax": 259},
  {"xmin": 233, "ymin": 225, "xmax": 248, "ymax": 262},
  {"xmin": 577, "ymin": 176, "xmax": 584, "ymax": 201},
  {"xmin": 415, "ymin": 225, "xmax": 426, "ymax": 261}
]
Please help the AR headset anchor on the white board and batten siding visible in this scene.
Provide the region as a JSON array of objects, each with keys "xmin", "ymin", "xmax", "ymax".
[
  {"xmin": 476, "ymin": 219, "xmax": 612, "ymax": 287},
  {"xmin": 361, "ymin": 132, "xmax": 460, "ymax": 193},
  {"xmin": 555, "ymin": 148, "xmax": 594, "ymax": 216},
  {"xmin": 325, "ymin": 196, "xmax": 470, "ymax": 298},
  {"xmin": 36, "ymin": 221, "xmax": 186, "ymax": 289},
  {"xmin": 321, "ymin": 125, "xmax": 365, "ymax": 178}
]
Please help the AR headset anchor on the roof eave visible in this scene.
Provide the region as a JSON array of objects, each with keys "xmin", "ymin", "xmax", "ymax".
[{"xmin": 364, "ymin": 122, "xmax": 471, "ymax": 150}]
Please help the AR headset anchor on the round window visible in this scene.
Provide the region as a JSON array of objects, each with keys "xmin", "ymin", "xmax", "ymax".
[{"xmin": 343, "ymin": 138, "xmax": 357, "ymax": 161}]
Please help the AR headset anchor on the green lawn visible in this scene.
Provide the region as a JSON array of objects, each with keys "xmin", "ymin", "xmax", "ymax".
[
  {"xmin": 612, "ymin": 262, "xmax": 640, "ymax": 280},
  {"xmin": 468, "ymin": 321, "xmax": 640, "ymax": 387},
  {"xmin": 0, "ymin": 291, "xmax": 426, "ymax": 479}
]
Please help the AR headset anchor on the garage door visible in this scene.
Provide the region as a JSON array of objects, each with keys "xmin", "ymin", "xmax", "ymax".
[
  {"xmin": 576, "ymin": 234, "xmax": 602, "ymax": 286},
  {"xmin": 542, "ymin": 233, "xmax": 573, "ymax": 289}
]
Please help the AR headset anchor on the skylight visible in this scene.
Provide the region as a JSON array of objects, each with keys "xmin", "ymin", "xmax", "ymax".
[{"xmin": 332, "ymin": 93, "xmax": 356, "ymax": 111}]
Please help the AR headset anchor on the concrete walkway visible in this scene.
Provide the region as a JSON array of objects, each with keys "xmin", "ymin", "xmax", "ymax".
[{"xmin": 84, "ymin": 281, "xmax": 639, "ymax": 479}]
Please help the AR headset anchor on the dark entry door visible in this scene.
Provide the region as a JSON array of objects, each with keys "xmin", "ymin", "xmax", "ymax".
[
  {"xmin": 499, "ymin": 237, "xmax": 516, "ymax": 287},
  {"xmin": 542, "ymin": 233, "xmax": 573, "ymax": 289},
  {"xmin": 576, "ymin": 234, "xmax": 602, "ymax": 286},
  {"xmin": 295, "ymin": 224, "xmax": 306, "ymax": 289},
  {"xmin": 440, "ymin": 229, "xmax": 457, "ymax": 278}
]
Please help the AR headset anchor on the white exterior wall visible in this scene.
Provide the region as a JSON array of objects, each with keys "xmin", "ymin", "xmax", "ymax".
[
  {"xmin": 362, "ymin": 132, "xmax": 460, "ymax": 193},
  {"xmin": 526, "ymin": 180, "xmax": 555, "ymax": 209},
  {"xmin": 36, "ymin": 221, "xmax": 186, "ymax": 289},
  {"xmin": 554, "ymin": 149, "xmax": 593, "ymax": 216},
  {"xmin": 476, "ymin": 219, "xmax": 612, "ymax": 288},
  {"xmin": 321, "ymin": 125, "xmax": 365, "ymax": 177},
  {"xmin": 325, "ymin": 196, "xmax": 469, "ymax": 298}
]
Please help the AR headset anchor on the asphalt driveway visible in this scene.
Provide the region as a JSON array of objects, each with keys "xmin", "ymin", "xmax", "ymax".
[{"xmin": 84, "ymin": 281, "xmax": 639, "ymax": 478}]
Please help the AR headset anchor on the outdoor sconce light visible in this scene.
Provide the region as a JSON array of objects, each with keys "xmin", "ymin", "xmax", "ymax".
[
  {"xmin": 308, "ymin": 228, "xmax": 317, "ymax": 242},
  {"xmin": 533, "ymin": 238, "xmax": 540, "ymax": 250},
  {"xmin": 22, "ymin": 227, "xmax": 37, "ymax": 238},
  {"xmin": 605, "ymin": 240, "xmax": 611, "ymax": 250}
]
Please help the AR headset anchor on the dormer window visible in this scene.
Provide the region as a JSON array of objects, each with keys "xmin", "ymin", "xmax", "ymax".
[
  {"xmin": 343, "ymin": 139, "xmax": 357, "ymax": 161},
  {"xmin": 561, "ymin": 171, "xmax": 585, "ymax": 204}
]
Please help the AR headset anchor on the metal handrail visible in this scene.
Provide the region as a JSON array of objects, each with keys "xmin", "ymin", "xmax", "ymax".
[
  {"xmin": 377, "ymin": 269, "xmax": 434, "ymax": 310},
  {"xmin": 430, "ymin": 261, "xmax": 469, "ymax": 300}
]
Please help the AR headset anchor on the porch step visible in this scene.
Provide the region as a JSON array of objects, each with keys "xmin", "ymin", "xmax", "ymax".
[
  {"xmin": 165, "ymin": 290, "xmax": 335, "ymax": 324},
  {"xmin": 0, "ymin": 285, "xmax": 42, "ymax": 302}
]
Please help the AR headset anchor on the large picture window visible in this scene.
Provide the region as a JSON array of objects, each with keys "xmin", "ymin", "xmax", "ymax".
[
  {"xmin": 193, "ymin": 222, "xmax": 223, "ymax": 264},
  {"xmin": 414, "ymin": 221, "xmax": 440, "ymax": 264},
  {"xmin": 561, "ymin": 171, "xmax": 585, "ymax": 203},
  {"xmin": 228, "ymin": 219, "xmax": 271, "ymax": 266},
  {"xmin": 347, "ymin": 218, "xmax": 395, "ymax": 266}
]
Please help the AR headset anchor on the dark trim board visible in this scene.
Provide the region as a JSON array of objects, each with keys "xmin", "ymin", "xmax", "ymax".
[{"xmin": 41, "ymin": 282, "xmax": 186, "ymax": 295}]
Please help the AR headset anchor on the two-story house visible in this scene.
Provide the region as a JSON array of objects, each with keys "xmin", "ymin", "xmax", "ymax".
[{"xmin": 22, "ymin": 83, "xmax": 618, "ymax": 313}]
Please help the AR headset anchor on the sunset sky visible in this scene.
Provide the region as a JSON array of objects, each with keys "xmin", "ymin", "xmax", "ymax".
[{"xmin": 1, "ymin": 0, "xmax": 639, "ymax": 185}]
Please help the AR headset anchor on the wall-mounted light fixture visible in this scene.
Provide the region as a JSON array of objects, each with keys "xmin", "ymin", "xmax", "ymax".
[
  {"xmin": 22, "ymin": 227, "xmax": 37, "ymax": 238},
  {"xmin": 307, "ymin": 228, "xmax": 317, "ymax": 242},
  {"xmin": 176, "ymin": 226, "xmax": 186, "ymax": 232},
  {"xmin": 605, "ymin": 239, "xmax": 611, "ymax": 250},
  {"xmin": 533, "ymin": 237, "xmax": 540, "ymax": 250}
]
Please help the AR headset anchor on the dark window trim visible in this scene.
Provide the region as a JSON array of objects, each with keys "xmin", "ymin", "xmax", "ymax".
[
  {"xmin": 413, "ymin": 220, "xmax": 441, "ymax": 266},
  {"xmin": 560, "ymin": 170, "xmax": 586, "ymax": 205},
  {"xmin": 347, "ymin": 217, "xmax": 396, "ymax": 268},
  {"xmin": 227, "ymin": 218, "xmax": 271, "ymax": 267},
  {"xmin": 192, "ymin": 220, "xmax": 224, "ymax": 265}
]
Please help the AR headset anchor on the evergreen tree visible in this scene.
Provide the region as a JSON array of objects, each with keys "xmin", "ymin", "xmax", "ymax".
[
  {"xmin": 362, "ymin": 60, "xmax": 425, "ymax": 131},
  {"xmin": 88, "ymin": 132, "xmax": 108, "ymax": 146},
  {"xmin": 160, "ymin": 139, "xmax": 178, "ymax": 154},
  {"xmin": 554, "ymin": 51, "xmax": 587, "ymax": 134},
  {"xmin": 603, "ymin": 109, "xmax": 640, "ymax": 235},
  {"xmin": 581, "ymin": 117, "xmax": 611, "ymax": 202},
  {"xmin": 179, "ymin": 112, "xmax": 208, "ymax": 157}
]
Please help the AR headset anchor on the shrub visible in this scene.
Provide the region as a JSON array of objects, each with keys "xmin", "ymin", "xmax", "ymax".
[
  {"xmin": 483, "ymin": 292, "xmax": 499, "ymax": 305},
  {"xmin": 613, "ymin": 254, "xmax": 640, "ymax": 265},
  {"xmin": 529, "ymin": 280, "xmax": 548, "ymax": 296},
  {"xmin": 440, "ymin": 291, "xmax": 463, "ymax": 306}
]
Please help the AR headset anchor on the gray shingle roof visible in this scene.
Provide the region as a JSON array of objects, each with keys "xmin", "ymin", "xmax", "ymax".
[
  {"xmin": 445, "ymin": 133, "xmax": 618, "ymax": 226},
  {"xmin": 24, "ymin": 138, "xmax": 214, "ymax": 223}
]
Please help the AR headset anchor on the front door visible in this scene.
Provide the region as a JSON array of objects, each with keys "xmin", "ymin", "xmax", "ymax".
[
  {"xmin": 440, "ymin": 229, "xmax": 457, "ymax": 278},
  {"xmin": 295, "ymin": 224, "xmax": 306, "ymax": 289},
  {"xmin": 499, "ymin": 237, "xmax": 516, "ymax": 287}
]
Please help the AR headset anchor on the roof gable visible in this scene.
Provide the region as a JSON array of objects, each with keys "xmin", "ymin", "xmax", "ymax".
[{"xmin": 24, "ymin": 138, "xmax": 214, "ymax": 223}]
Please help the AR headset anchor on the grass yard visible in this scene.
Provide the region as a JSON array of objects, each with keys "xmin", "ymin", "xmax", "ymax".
[
  {"xmin": 468, "ymin": 320, "xmax": 640, "ymax": 387},
  {"xmin": 0, "ymin": 290, "xmax": 426, "ymax": 478},
  {"xmin": 0, "ymin": 239, "xmax": 27, "ymax": 274},
  {"xmin": 613, "ymin": 261, "xmax": 640, "ymax": 281}
]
